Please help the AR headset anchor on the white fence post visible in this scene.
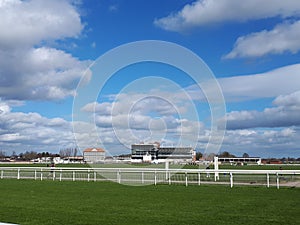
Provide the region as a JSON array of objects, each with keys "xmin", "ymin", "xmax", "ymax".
[
  {"xmin": 87, "ymin": 169, "xmax": 90, "ymax": 182},
  {"xmin": 214, "ymin": 156, "xmax": 219, "ymax": 181},
  {"xmin": 154, "ymin": 170, "xmax": 157, "ymax": 186},
  {"xmin": 185, "ymin": 172, "xmax": 188, "ymax": 187},
  {"xmin": 165, "ymin": 161, "xmax": 169, "ymax": 181},
  {"xmin": 1, "ymin": 170, "xmax": 3, "ymax": 179},
  {"xmin": 94, "ymin": 171, "xmax": 96, "ymax": 182},
  {"xmin": 267, "ymin": 173, "xmax": 269, "ymax": 188},
  {"xmin": 276, "ymin": 172, "xmax": 279, "ymax": 189},
  {"xmin": 73, "ymin": 171, "xmax": 75, "ymax": 181},
  {"xmin": 17, "ymin": 168, "xmax": 20, "ymax": 180},
  {"xmin": 142, "ymin": 171, "xmax": 144, "ymax": 184},
  {"xmin": 40, "ymin": 168, "xmax": 43, "ymax": 181},
  {"xmin": 230, "ymin": 172, "xmax": 233, "ymax": 188},
  {"xmin": 168, "ymin": 172, "xmax": 171, "ymax": 185},
  {"xmin": 118, "ymin": 170, "xmax": 121, "ymax": 184},
  {"xmin": 198, "ymin": 172, "xmax": 201, "ymax": 186},
  {"xmin": 34, "ymin": 170, "xmax": 37, "ymax": 180},
  {"xmin": 60, "ymin": 169, "xmax": 62, "ymax": 181}
]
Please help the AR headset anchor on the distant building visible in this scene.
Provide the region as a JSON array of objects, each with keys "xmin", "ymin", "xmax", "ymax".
[
  {"xmin": 157, "ymin": 147, "xmax": 196, "ymax": 161},
  {"xmin": 83, "ymin": 148, "xmax": 105, "ymax": 163},
  {"xmin": 218, "ymin": 157, "xmax": 261, "ymax": 165},
  {"xmin": 131, "ymin": 143, "xmax": 159, "ymax": 161},
  {"xmin": 131, "ymin": 143, "xmax": 195, "ymax": 163},
  {"xmin": 261, "ymin": 159, "xmax": 282, "ymax": 164},
  {"xmin": 61, "ymin": 156, "xmax": 84, "ymax": 164}
]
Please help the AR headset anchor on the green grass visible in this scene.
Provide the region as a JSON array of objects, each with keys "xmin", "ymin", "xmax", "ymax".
[
  {"xmin": 0, "ymin": 163, "xmax": 90, "ymax": 168},
  {"xmin": 183, "ymin": 164, "xmax": 300, "ymax": 170},
  {"xmin": 0, "ymin": 179, "xmax": 299, "ymax": 225},
  {"xmin": 218, "ymin": 164, "xmax": 300, "ymax": 170},
  {"xmin": 1, "ymin": 163, "xmax": 300, "ymax": 170}
]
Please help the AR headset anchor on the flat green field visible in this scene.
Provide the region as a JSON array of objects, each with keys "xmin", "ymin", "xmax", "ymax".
[
  {"xmin": 1, "ymin": 163, "xmax": 300, "ymax": 170},
  {"xmin": 0, "ymin": 179, "xmax": 299, "ymax": 225}
]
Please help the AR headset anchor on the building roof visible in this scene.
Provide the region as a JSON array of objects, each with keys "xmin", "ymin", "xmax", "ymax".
[{"xmin": 83, "ymin": 148, "xmax": 105, "ymax": 153}]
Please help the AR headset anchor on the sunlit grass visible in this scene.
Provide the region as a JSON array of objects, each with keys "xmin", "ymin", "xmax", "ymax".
[{"xmin": 0, "ymin": 179, "xmax": 299, "ymax": 225}]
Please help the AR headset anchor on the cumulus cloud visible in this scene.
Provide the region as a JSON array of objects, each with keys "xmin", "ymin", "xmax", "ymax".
[
  {"xmin": 0, "ymin": 47, "xmax": 90, "ymax": 100},
  {"xmin": 225, "ymin": 20, "xmax": 300, "ymax": 58},
  {"xmin": 81, "ymin": 92, "xmax": 195, "ymax": 117},
  {"xmin": 219, "ymin": 64, "xmax": 300, "ymax": 101},
  {"xmin": 0, "ymin": 0, "xmax": 90, "ymax": 101},
  {"xmin": 220, "ymin": 127, "xmax": 300, "ymax": 157},
  {"xmin": 0, "ymin": 100, "xmax": 76, "ymax": 153},
  {"xmin": 273, "ymin": 90, "xmax": 300, "ymax": 108},
  {"xmin": 0, "ymin": 99, "xmax": 113, "ymax": 154},
  {"xmin": 78, "ymin": 63, "xmax": 300, "ymax": 154},
  {"xmin": 154, "ymin": 0, "xmax": 300, "ymax": 32},
  {"xmin": 225, "ymin": 91, "xmax": 300, "ymax": 129},
  {"xmin": 0, "ymin": 0, "xmax": 83, "ymax": 48},
  {"xmin": 80, "ymin": 92, "xmax": 203, "ymax": 150},
  {"xmin": 187, "ymin": 63, "xmax": 300, "ymax": 102}
]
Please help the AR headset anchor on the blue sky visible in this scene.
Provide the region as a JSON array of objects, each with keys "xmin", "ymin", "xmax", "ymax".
[{"xmin": 0, "ymin": 0, "xmax": 300, "ymax": 158}]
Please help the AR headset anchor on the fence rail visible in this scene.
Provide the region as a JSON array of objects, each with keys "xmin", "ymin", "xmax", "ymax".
[{"xmin": 0, "ymin": 167, "xmax": 299, "ymax": 188}]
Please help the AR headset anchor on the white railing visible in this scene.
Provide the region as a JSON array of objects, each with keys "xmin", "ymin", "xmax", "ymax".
[{"xmin": 0, "ymin": 167, "xmax": 299, "ymax": 188}]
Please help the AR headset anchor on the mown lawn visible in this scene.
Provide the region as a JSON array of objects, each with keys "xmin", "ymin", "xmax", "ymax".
[
  {"xmin": 0, "ymin": 179, "xmax": 299, "ymax": 225},
  {"xmin": 2, "ymin": 163, "xmax": 300, "ymax": 170},
  {"xmin": 183, "ymin": 164, "xmax": 300, "ymax": 170}
]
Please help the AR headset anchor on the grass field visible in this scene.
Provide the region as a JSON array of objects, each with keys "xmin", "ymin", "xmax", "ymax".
[
  {"xmin": 183, "ymin": 164, "xmax": 300, "ymax": 170},
  {"xmin": 0, "ymin": 179, "xmax": 299, "ymax": 225},
  {"xmin": 1, "ymin": 163, "xmax": 300, "ymax": 170}
]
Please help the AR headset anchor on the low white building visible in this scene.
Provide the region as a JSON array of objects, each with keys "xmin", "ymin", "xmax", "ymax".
[
  {"xmin": 83, "ymin": 148, "xmax": 105, "ymax": 163},
  {"xmin": 218, "ymin": 157, "xmax": 261, "ymax": 165}
]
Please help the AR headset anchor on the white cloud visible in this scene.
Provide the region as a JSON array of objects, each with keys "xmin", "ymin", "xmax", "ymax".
[
  {"xmin": 1, "ymin": 93, "xmax": 299, "ymax": 157},
  {"xmin": 225, "ymin": 20, "xmax": 300, "ymax": 58},
  {"xmin": 273, "ymin": 90, "xmax": 300, "ymax": 108},
  {"xmin": 0, "ymin": 100, "xmax": 76, "ymax": 153},
  {"xmin": 225, "ymin": 91, "xmax": 300, "ymax": 129},
  {"xmin": 0, "ymin": 0, "xmax": 83, "ymax": 48},
  {"xmin": 0, "ymin": 46, "xmax": 90, "ymax": 100},
  {"xmin": 80, "ymin": 92, "xmax": 203, "ymax": 150},
  {"xmin": 0, "ymin": 101, "xmax": 11, "ymax": 114},
  {"xmin": 221, "ymin": 127, "xmax": 300, "ymax": 157},
  {"xmin": 81, "ymin": 102, "xmax": 113, "ymax": 115},
  {"xmin": 82, "ymin": 92, "xmax": 192, "ymax": 116},
  {"xmin": 187, "ymin": 63, "xmax": 300, "ymax": 102},
  {"xmin": 77, "ymin": 63, "xmax": 300, "ymax": 156},
  {"xmin": 0, "ymin": 0, "xmax": 90, "ymax": 101},
  {"xmin": 154, "ymin": 0, "xmax": 300, "ymax": 32}
]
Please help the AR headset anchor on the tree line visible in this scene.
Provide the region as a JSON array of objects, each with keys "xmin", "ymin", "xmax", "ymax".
[{"xmin": 0, "ymin": 148, "xmax": 79, "ymax": 161}]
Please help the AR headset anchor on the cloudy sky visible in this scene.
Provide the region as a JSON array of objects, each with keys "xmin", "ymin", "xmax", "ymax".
[{"xmin": 0, "ymin": 0, "xmax": 299, "ymax": 158}]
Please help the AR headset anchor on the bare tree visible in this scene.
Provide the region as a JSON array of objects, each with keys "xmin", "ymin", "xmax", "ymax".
[
  {"xmin": 59, "ymin": 148, "xmax": 78, "ymax": 158},
  {"xmin": 0, "ymin": 150, "xmax": 6, "ymax": 159},
  {"xmin": 203, "ymin": 153, "xmax": 216, "ymax": 161},
  {"xmin": 59, "ymin": 149, "xmax": 69, "ymax": 158},
  {"xmin": 12, "ymin": 151, "xmax": 17, "ymax": 158},
  {"xmin": 73, "ymin": 148, "xmax": 78, "ymax": 157}
]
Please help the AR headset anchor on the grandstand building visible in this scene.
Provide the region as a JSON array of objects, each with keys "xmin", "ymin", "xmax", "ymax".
[
  {"xmin": 131, "ymin": 143, "xmax": 196, "ymax": 163},
  {"xmin": 83, "ymin": 148, "xmax": 105, "ymax": 163}
]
